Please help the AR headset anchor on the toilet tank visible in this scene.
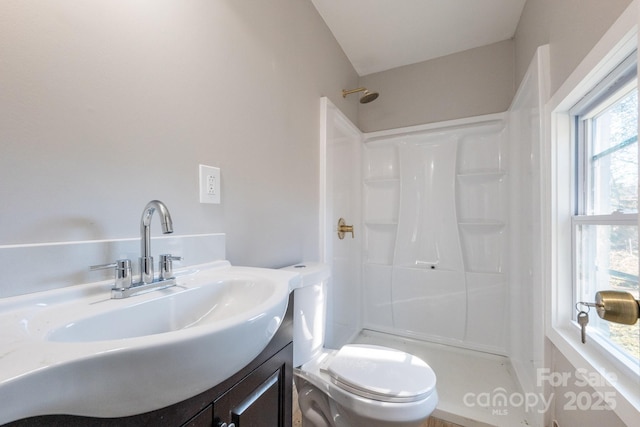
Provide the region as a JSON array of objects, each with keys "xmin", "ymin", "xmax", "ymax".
[{"xmin": 281, "ymin": 263, "xmax": 331, "ymax": 367}]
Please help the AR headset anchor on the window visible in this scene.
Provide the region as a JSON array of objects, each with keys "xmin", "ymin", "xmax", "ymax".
[{"xmin": 572, "ymin": 55, "xmax": 640, "ymax": 368}]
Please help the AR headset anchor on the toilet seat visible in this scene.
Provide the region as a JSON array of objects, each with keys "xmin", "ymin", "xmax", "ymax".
[{"xmin": 320, "ymin": 344, "xmax": 436, "ymax": 403}]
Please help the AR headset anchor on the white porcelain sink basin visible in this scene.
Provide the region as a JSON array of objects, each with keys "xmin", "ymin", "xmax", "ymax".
[
  {"xmin": 0, "ymin": 260, "xmax": 299, "ymax": 424},
  {"xmin": 47, "ymin": 277, "xmax": 281, "ymax": 342}
]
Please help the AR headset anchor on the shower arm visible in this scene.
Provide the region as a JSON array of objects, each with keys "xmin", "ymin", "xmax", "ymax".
[{"xmin": 342, "ymin": 88, "xmax": 367, "ymax": 97}]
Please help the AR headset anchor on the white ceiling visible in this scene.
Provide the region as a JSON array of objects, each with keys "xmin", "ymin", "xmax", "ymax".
[{"xmin": 311, "ymin": 0, "xmax": 527, "ymax": 76}]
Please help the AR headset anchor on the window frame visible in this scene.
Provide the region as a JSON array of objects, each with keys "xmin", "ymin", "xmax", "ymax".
[
  {"xmin": 545, "ymin": 4, "xmax": 640, "ymax": 424},
  {"xmin": 569, "ymin": 51, "xmax": 638, "ymax": 373}
]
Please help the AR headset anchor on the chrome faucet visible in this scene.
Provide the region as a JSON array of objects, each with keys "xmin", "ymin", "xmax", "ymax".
[
  {"xmin": 140, "ymin": 200, "xmax": 174, "ymax": 284},
  {"xmin": 90, "ymin": 200, "xmax": 181, "ymax": 298}
]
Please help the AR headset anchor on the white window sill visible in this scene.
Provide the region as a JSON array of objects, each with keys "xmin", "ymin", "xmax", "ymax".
[{"xmin": 547, "ymin": 324, "xmax": 640, "ymax": 425}]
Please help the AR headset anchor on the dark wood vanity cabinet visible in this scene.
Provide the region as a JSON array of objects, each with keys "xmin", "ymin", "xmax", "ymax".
[
  {"xmin": 182, "ymin": 405, "xmax": 213, "ymax": 427},
  {"xmin": 209, "ymin": 343, "xmax": 292, "ymax": 427},
  {"xmin": 5, "ymin": 295, "xmax": 294, "ymax": 427},
  {"xmin": 181, "ymin": 342, "xmax": 292, "ymax": 427}
]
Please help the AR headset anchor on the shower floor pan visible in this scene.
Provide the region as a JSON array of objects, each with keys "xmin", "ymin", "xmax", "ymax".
[{"xmin": 353, "ymin": 330, "xmax": 533, "ymax": 427}]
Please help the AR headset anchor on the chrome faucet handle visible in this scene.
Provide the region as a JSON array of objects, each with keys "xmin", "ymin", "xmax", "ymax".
[
  {"xmin": 90, "ymin": 259, "xmax": 133, "ymax": 291},
  {"xmin": 159, "ymin": 254, "xmax": 182, "ymax": 281}
]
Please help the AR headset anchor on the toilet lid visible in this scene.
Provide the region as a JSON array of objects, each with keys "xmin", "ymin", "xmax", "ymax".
[{"xmin": 325, "ymin": 344, "xmax": 436, "ymax": 403}]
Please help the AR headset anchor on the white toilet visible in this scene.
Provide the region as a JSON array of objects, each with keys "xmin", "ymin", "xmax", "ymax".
[{"xmin": 285, "ymin": 263, "xmax": 438, "ymax": 427}]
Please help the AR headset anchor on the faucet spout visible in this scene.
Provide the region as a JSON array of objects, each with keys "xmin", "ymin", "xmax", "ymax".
[{"xmin": 140, "ymin": 200, "xmax": 173, "ymax": 284}]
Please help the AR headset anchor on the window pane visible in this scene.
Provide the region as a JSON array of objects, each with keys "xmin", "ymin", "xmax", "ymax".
[
  {"xmin": 576, "ymin": 224, "xmax": 640, "ymax": 363},
  {"xmin": 589, "ymin": 89, "xmax": 638, "ymax": 214}
]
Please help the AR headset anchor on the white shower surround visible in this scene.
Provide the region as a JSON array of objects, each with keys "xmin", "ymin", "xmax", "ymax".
[
  {"xmin": 320, "ymin": 106, "xmax": 515, "ymax": 355},
  {"xmin": 320, "ymin": 103, "xmax": 515, "ymax": 354},
  {"xmin": 362, "ymin": 116, "xmax": 510, "ymax": 354}
]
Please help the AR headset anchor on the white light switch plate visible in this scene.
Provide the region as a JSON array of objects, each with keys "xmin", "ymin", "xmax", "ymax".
[{"xmin": 199, "ymin": 165, "xmax": 220, "ymax": 204}]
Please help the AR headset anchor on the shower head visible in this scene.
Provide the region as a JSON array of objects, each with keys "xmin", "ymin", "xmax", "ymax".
[
  {"xmin": 342, "ymin": 87, "xmax": 380, "ymax": 104},
  {"xmin": 359, "ymin": 90, "xmax": 379, "ymax": 104}
]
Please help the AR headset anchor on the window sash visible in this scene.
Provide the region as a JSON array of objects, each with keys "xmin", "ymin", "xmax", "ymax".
[
  {"xmin": 592, "ymin": 134, "xmax": 638, "ymax": 161},
  {"xmin": 571, "ymin": 55, "xmax": 639, "ymax": 371},
  {"xmin": 571, "ymin": 215, "xmax": 639, "ymax": 368},
  {"xmin": 576, "ymin": 92, "xmax": 638, "ymax": 216},
  {"xmin": 572, "ymin": 213, "xmax": 638, "ymax": 225}
]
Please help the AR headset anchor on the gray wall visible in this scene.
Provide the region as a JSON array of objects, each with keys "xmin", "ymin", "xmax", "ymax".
[
  {"xmin": 2, "ymin": 1, "xmax": 632, "ymax": 269},
  {"xmin": 0, "ymin": 0, "xmax": 358, "ymax": 268},
  {"xmin": 357, "ymin": 40, "xmax": 515, "ymax": 132},
  {"xmin": 548, "ymin": 346, "xmax": 626, "ymax": 427},
  {"xmin": 357, "ymin": 0, "xmax": 634, "ymax": 132},
  {"xmin": 514, "ymin": 0, "xmax": 634, "ymax": 94}
]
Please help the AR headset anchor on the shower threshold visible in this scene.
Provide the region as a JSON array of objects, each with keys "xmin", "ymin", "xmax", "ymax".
[{"xmin": 352, "ymin": 329, "xmax": 534, "ymax": 427}]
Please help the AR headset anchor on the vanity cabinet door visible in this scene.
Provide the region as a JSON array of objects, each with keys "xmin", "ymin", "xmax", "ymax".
[
  {"xmin": 182, "ymin": 404, "xmax": 213, "ymax": 427},
  {"xmin": 213, "ymin": 343, "xmax": 292, "ymax": 427},
  {"xmin": 231, "ymin": 370, "xmax": 280, "ymax": 426}
]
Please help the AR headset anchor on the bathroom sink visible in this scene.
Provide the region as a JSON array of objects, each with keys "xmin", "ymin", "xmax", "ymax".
[
  {"xmin": 0, "ymin": 261, "xmax": 298, "ymax": 424},
  {"xmin": 46, "ymin": 277, "xmax": 280, "ymax": 342}
]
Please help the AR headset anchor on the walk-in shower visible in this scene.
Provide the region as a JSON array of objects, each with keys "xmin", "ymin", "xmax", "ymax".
[{"xmin": 320, "ymin": 47, "xmax": 547, "ymax": 426}]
